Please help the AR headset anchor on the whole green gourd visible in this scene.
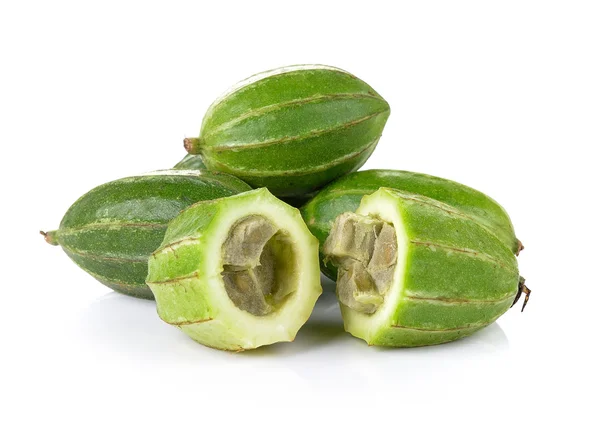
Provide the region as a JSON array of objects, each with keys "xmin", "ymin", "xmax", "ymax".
[
  {"xmin": 184, "ymin": 65, "xmax": 390, "ymax": 197},
  {"xmin": 42, "ymin": 170, "xmax": 251, "ymax": 299}
]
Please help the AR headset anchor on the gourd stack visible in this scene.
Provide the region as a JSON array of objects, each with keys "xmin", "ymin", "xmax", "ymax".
[
  {"xmin": 44, "ymin": 64, "xmax": 528, "ymax": 351},
  {"xmin": 183, "ymin": 65, "xmax": 390, "ymax": 198}
]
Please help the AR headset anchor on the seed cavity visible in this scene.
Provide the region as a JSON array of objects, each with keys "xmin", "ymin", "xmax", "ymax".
[
  {"xmin": 323, "ymin": 212, "xmax": 398, "ymax": 314},
  {"xmin": 221, "ymin": 215, "xmax": 296, "ymax": 316}
]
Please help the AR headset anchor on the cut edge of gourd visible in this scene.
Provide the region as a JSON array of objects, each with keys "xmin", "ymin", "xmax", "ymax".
[
  {"xmin": 339, "ymin": 188, "xmax": 409, "ymax": 345},
  {"xmin": 149, "ymin": 188, "xmax": 322, "ymax": 350}
]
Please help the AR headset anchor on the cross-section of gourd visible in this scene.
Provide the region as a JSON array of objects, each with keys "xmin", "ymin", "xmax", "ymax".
[
  {"xmin": 323, "ymin": 188, "xmax": 520, "ymax": 347},
  {"xmin": 146, "ymin": 188, "xmax": 322, "ymax": 351}
]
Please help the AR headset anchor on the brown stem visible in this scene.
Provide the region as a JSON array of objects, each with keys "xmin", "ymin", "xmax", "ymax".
[
  {"xmin": 184, "ymin": 137, "xmax": 201, "ymax": 154},
  {"xmin": 40, "ymin": 230, "xmax": 59, "ymax": 246},
  {"xmin": 516, "ymin": 239, "xmax": 525, "ymax": 256},
  {"xmin": 511, "ymin": 276, "xmax": 531, "ymax": 312}
]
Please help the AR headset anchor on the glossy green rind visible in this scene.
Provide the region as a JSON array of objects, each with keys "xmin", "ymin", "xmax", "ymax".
[
  {"xmin": 146, "ymin": 188, "xmax": 322, "ymax": 351},
  {"xmin": 173, "ymin": 154, "xmax": 206, "ymax": 170},
  {"xmin": 187, "ymin": 65, "xmax": 390, "ymax": 197},
  {"xmin": 45, "ymin": 170, "xmax": 251, "ymax": 299},
  {"xmin": 301, "ymin": 169, "xmax": 520, "ymax": 279},
  {"xmin": 336, "ymin": 188, "xmax": 519, "ymax": 347},
  {"xmin": 172, "ymin": 154, "xmax": 314, "ymax": 208}
]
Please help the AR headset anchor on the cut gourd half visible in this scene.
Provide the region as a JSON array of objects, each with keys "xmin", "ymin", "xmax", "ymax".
[
  {"xmin": 146, "ymin": 188, "xmax": 322, "ymax": 351},
  {"xmin": 323, "ymin": 188, "xmax": 520, "ymax": 347}
]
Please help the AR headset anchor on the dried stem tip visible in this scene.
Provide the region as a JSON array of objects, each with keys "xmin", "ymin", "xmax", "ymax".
[
  {"xmin": 511, "ymin": 276, "xmax": 531, "ymax": 312},
  {"xmin": 516, "ymin": 239, "xmax": 525, "ymax": 256},
  {"xmin": 40, "ymin": 230, "xmax": 59, "ymax": 246},
  {"xmin": 184, "ymin": 138, "xmax": 201, "ymax": 154}
]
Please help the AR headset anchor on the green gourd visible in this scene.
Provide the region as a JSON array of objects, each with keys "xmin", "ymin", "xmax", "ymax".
[
  {"xmin": 42, "ymin": 170, "xmax": 251, "ymax": 299},
  {"xmin": 146, "ymin": 188, "xmax": 322, "ymax": 351},
  {"xmin": 184, "ymin": 65, "xmax": 390, "ymax": 197},
  {"xmin": 322, "ymin": 188, "xmax": 527, "ymax": 347}
]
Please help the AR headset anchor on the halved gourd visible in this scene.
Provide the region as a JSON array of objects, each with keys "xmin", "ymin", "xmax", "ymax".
[
  {"xmin": 323, "ymin": 188, "xmax": 521, "ymax": 347},
  {"xmin": 146, "ymin": 188, "xmax": 322, "ymax": 351}
]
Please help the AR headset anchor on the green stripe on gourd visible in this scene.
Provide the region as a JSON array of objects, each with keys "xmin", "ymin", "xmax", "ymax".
[
  {"xmin": 184, "ymin": 65, "xmax": 390, "ymax": 197},
  {"xmin": 42, "ymin": 170, "xmax": 251, "ymax": 299},
  {"xmin": 301, "ymin": 169, "xmax": 521, "ymax": 280},
  {"xmin": 146, "ymin": 188, "xmax": 322, "ymax": 351},
  {"xmin": 173, "ymin": 154, "xmax": 314, "ymax": 208},
  {"xmin": 322, "ymin": 188, "xmax": 521, "ymax": 347}
]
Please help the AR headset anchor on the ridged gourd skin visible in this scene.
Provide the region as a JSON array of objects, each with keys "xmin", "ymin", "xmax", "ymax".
[
  {"xmin": 174, "ymin": 154, "xmax": 313, "ymax": 208},
  {"xmin": 185, "ymin": 65, "xmax": 391, "ymax": 197},
  {"xmin": 146, "ymin": 188, "xmax": 322, "ymax": 351},
  {"xmin": 173, "ymin": 154, "xmax": 206, "ymax": 170},
  {"xmin": 301, "ymin": 169, "xmax": 520, "ymax": 280},
  {"xmin": 326, "ymin": 188, "xmax": 519, "ymax": 347},
  {"xmin": 43, "ymin": 170, "xmax": 251, "ymax": 299}
]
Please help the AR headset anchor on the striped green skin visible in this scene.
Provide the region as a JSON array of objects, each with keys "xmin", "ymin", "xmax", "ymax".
[
  {"xmin": 146, "ymin": 188, "xmax": 322, "ymax": 351},
  {"xmin": 45, "ymin": 170, "xmax": 251, "ymax": 299},
  {"xmin": 301, "ymin": 169, "xmax": 520, "ymax": 280},
  {"xmin": 334, "ymin": 188, "xmax": 519, "ymax": 347},
  {"xmin": 186, "ymin": 65, "xmax": 390, "ymax": 197},
  {"xmin": 173, "ymin": 154, "xmax": 206, "ymax": 170},
  {"xmin": 174, "ymin": 154, "xmax": 313, "ymax": 208}
]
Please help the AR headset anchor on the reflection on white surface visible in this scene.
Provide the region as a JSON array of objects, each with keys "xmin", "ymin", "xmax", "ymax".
[{"xmin": 75, "ymin": 281, "xmax": 510, "ymax": 394}]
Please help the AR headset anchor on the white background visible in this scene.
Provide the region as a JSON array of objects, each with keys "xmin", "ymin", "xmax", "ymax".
[{"xmin": 1, "ymin": 1, "xmax": 599, "ymax": 423}]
